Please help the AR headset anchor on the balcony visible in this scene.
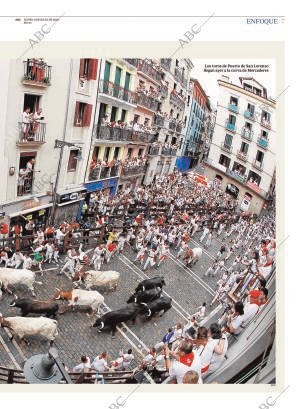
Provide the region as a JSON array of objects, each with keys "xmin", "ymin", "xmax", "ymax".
[
  {"xmin": 93, "ymin": 125, "xmax": 156, "ymax": 144},
  {"xmin": 169, "ymin": 120, "xmax": 176, "ymax": 131},
  {"xmin": 17, "ymin": 174, "xmax": 34, "ymax": 196},
  {"xmin": 241, "ymin": 127, "xmax": 253, "ymax": 141},
  {"xmin": 225, "ymin": 121, "xmax": 236, "ymax": 133},
  {"xmin": 228, "ymin": 103, "xmax": 239, "ymax": 113},
  {"xmin": 244, "ymin": 110, "xmax": 255, "ymax": 121},
  {"xmin": 125, "ymin": 59, "xmax": 164, "ymax": 82},
  {"xmin": 236, "ymin": 151, "xmax": 248, "ymax": 162},
  {"xmin": 122, "ymin": 164, "xmax": 148, "ymax": 177},
  {"xmin": 161, "ymin": 147, "xmax": 177, "ymax": 156},
  {"xmin": 158, "ymin": 84, "xmax": 168, "ymax": 98},
  {"xmin": 261, "ymin": 118, "xmax": 271, "ymax": 130},
  {"xmin": 226, "ymin": 168, "xmax": 247, "ymax": 184},
  {"xmin": 22, "ymin": 59, "xmax": 52, "ymax": 87},
  {"xmin": 160, "ymin": 58, "xmax": 171, "ymax": 71},
  {"xmin": 88, "ymin": 164, "xmax": 120, "ymax": 181},
  {"xmin": 136, "ymin": 92, "xmax": 160, "ymax": 111},
  {"xmin": 170, "ymin": 91, "xmax": 185, "ymax": 110},
  {"xmin": 153, "ymin": 113, "xmax": 165, "ymax": 127},
  {"xmin": 17, "ymin": 122, "xmax": 46, "ymax": 146},
  {"xmin": 221, "ymin": 143, "xmax": 232, "ymax": 153},
  {"xmin": 252, "ymin": 160, "xmax": 264, "ymax": 171},
  {"xmin": 148, "ymin": 147, "xmax": 160, "ymax": 156},
  {"xmin": 99, "ymin": 80, "xmax": 137, "ymax": 104},
  {"xmin": 257, "ymin": 137, "xmax": 269, "ymax": 149}
]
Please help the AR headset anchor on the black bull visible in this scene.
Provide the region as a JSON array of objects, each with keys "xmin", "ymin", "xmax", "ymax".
[{"xmin": 9, "ymin": 298, "xmax": 59, "ymax": 318}]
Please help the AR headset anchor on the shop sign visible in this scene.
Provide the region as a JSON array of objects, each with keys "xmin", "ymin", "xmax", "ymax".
[
  {"xmin": 22, "ymin": 199, "xmax": 40, "ymax": 210},
  {"xmin": 57, "ymin": 190, "xmax": 86, "ymax": 204},
  {"xmin": 0, "ymin": 211, "xmax": 5, "ymax": 218},
  {"xmin": 38, "ymin": 210, "xmax": 46, "ymax": 216}
]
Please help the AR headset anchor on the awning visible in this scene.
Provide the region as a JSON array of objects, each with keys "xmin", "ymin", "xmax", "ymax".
[
  {"xmin": 9, "ymin": 203, "xmax": 53, "ymax": 218},
  {"xmin": 188, "ymin": 172, "xmax": 208, "ymax": 186}
]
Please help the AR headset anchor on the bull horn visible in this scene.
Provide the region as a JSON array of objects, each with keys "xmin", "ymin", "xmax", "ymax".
[
  {"xmin": 99, "ymin": 322, "xmax": 104, "ymax": 329},
  {"xmin": 9, "ymin": 301, "xmax": 16, "ymax": 307},
  {"xmin": 54, "ymin": 296, "xmax": 61, "ymax": 300},
  {"xmin": 134, "ymin": 297, "xmax": 137, "ymax": 303},
  {"xmin": 55, "ymin": 288, "xmax": 60, "ymax": 291},
  {"xmin": 142, "ymin": 286, "xmax": 145, "ymax": 291},
  {"xmin": 147, "ymin": 309, "xmax": 151, "ymax": 317}
]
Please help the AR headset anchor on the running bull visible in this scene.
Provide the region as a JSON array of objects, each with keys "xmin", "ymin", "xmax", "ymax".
[
  {"xmin": 135, "ymin": 276, "xmax": 166, "ymax": 293},
  {"xmin": 0, "ymin": 314, "xmax": 59, "ymax": 346},
  {"xmin": 127, "ymin": 288, "xmax": 162, "ymax": 304},
  {"xmin": 93, "ymin": 304, "xmax": 142, "ymax": 336},
  {"xmin": 139, "ymin": 296, "xmax": 172, "ymax": 318},
  {"xmin": 9, "ymin": 298, "xmax": 59, "ymax": 318}
]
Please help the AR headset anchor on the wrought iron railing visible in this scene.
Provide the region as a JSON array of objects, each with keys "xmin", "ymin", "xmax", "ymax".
[{"xmin": 23, "ymin": 59, "xmax": 52, "ymax": 85}]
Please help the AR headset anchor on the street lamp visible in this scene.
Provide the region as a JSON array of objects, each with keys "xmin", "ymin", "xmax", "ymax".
[
  {"xmin": 49, "ymin": 139, "xmax": 83, "ymax": 225},
  {"xmin": 23, "ymin": 347, "xmax": 73, "ymax": 384}
]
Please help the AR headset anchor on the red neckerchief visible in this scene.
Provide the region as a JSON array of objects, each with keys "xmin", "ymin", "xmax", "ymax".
[{"xmin": 179, "ymin": 352, "xmax": 194, "ymax": 367}]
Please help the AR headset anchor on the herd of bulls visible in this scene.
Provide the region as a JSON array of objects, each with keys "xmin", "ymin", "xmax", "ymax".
[
  {"xmin": 0, "ymin": 266, "xmax": 172, "ymax": 344},
  {"xmin": 94, "ymin": 276, "xmax": 172, "ymax": 335}
]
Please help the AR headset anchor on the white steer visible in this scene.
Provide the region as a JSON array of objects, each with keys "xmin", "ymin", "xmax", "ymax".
[
  {"xmin": 83, "ymin": 270, "xmax": 120, "ymax": 291},
  {"xmin": 0, "ymin": 315, "xmax": 58, "ymax": 345},
  {"xmin": 183, "ymin": 247, "xmax": 203, "ymax": 266},
  {"xmin": 54, "ymin": 288, "xmax": 104, "ymax": 316},
  {"xmin": 0, "ymin": 268, "xmax": 41, "ymax": 297}
]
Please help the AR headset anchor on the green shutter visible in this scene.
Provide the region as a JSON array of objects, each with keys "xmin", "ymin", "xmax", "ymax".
[
  {"xmin": 114, "ymin": 67, "xmax": 121, "ymax": 98},
  {"xmin": 103, "ymin": 61, "xmax": 111, "ymax": 93}
]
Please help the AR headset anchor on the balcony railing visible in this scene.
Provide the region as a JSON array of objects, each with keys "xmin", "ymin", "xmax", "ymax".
[
  {"xmin": 228, "ymin": 103, "xmax": 239, "ymax": 113},
  {"xmin": 241, "ymin": 127, "xmax": 253, "ymax": 141},
  {"xmin": 221, "ymin": 143, "xmax": 232, "ymax": 153},
  {"xmin": 170, "ymin": 92, "xmax": 185, "ymax": 110},
  {"xmin": 22, "ymin": 59, "xmax": 52, "ymax": 86},
  {"xmin": 226, "ymin": 168, "xmax": 247, "ymax": 184},
  {"xmin": 161, "ymin": 147, "xmax": 177, "ymax": 156},
  {"xmin": 125, "ymin": 59, "xmax": 164, "ymax": 82},
  {"xmin": 225, "ymin": 121, "xmax": 236, "ymax": 132},
  {"xmin": 88, "ymin": 164, "xmax": 120, "ymax": 181},
  {"xmin": 99, "ymin": 80, "xmax": 137, "ymax": 104},
  {"xmin": 136, "ymin": 92, "xmax": 160, "ymax": 111},
  {"xmin": 158, "ymin": 84, "xmax": 168, "ymax": 98},
  {"xmin": 148, "ymin": 147, "xmax": 160, "ymax": 156},
  {"xmin": 93, "ymin": 125, "xmax": 156, "ymax": 144},
  {"xmin": 17, "ymin": 174, "xmax": 34, "ymax": 196},
  {"xmin": 17, "ymin": 122, "xmax": 46, "ymax": 145},
  {"xmin": 236, "ymin": 151, "xmax": 248, "ymax": 162},
  {"xmin": 160, "ymin": 58, "xmax": 171, "ymax": 71},
  {"xmin": 122, "ymin": 164, "xmax": 148, "ymax": 176},
  {"xmin": 261, "ymin": 118, "xmax": 271, "ymax": 129},
  {"xmin": 257, "ymin": 137, "xmax": 269, "ymax": 149},
  {"xmin": 252, "ymin": 160, "xmax": 264, "ymax": 171},
  {"xmin": 244, "ymin": 110, "xmax": 255, "ymax": 121},
  {"xmin": 153, "ymin": 114, "xmax": 165, "ymax": 127}
]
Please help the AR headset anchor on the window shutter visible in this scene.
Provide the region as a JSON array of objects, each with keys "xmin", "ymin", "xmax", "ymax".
[
  {"xmin": 79, "ymin": 59, "xmax": 85, "ymax": 77},
  {"xmin": 82, "ymin": 104, "xmax": 93, "ymax": 127},
  {"xmin": 87, "ymin": 59, "xmax": 98, "ymax": 80},
  {"xmin": 74, "ymin": 102, "xmax": 80, "ymax": 126}
]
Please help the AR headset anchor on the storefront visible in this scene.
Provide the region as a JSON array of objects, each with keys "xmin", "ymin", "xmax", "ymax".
[
  {"xmin": 9, "ymin": 202, "xmax": 53, "ymax": 230},
  {"xmin": 54, "ymin": 188, "xmax": 87, "ymax": 225}
]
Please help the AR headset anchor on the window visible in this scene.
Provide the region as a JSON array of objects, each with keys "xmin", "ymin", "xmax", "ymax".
[
  {"xmin": 240, "ymin": 141, "xmax": 249, "ymax": 153},
  {"xmin": 113, "ymin": 147, "xmax": 120, "ymax": 159},
  {"xmin": 138, "ymin": 148, "xmax": 144, "ymax": 157},
  {"xmin": 67, "ymin": 150, "xmax": 79, "ymax": 172},
  {"xmin": 248, "ymin": 170, "xmax": 261, "ymax": 185},
  {"xmin": 261, "ymin": 130, "xmax": 268, "ymax": 140},
  {"xmin": 23, "ymin": 94, "xmax": 41, "ymax": 115},
  {"xmin": 230, "ymin": 96, "xmax": 238, "ymax": 106},
  {"xmin": 144, "ymin": 118, "xmax": 150, "ymax": 126},
  {"xmin": 224, "ymin": 134, "xmax": 233, "ymax": 148},
  {"xmin": 170, "ymin": 109, "xmax": 174, "ymax": 116},
  {"xmin": 232, "ymin": 161, "xmax": 246, "ymax": 175},
  {"xmin": 110, "ymin": 106, "xmax": 117, "ymax": 122},
  {"xmin": 175, "ymin": 59, "xmax": 179, "ymax": 67},
  {"xmin": 176, "ymin": 113, "xmax": 180, "ymax": 119},
  {"xmin": 228, "ymin": 114, "xmax": 236, "ymax": 125},
  {"xmin": 133, "ymin": 114, "xmax": 139, "ymax": 124},
  {"xmin": 219, "ymin": 154, "xmax": 231, "ymax": 168},
  {"xmin": 187, "ymin": 95, "xmax": 190, "ymax": 106},
  {"xmin": 127, "ymin": 148, "xmax": 133, "ymax": 158},
  {"xmin": 79, "ymin": 59, "xmax": 98, "ymax": 80},
  {"xmin": 121, "ymin": 109, "xmax": 127, "ymax": 122},
  {"xmin": 18, "ymin": 152, "xmax": 36, "ymax": 196},
  {"xmin": 245, "ymin": 121, "xmax": 252, "ymax": 130},
  {"xmin": 256, "ymin": 150, "xmax": 264, "ymax": 163},
  {"xmin": 247, "ymin": 103, "xmax": 255, "ymax": 115},
  {"xmin": 173, "ymin": 83, "xmax": 177, "ymax": 90},
  {"xmin": 253, "ymin": 87, "xmax": 262, "ymax": 96},
  {"xmin": 74, "ymin": 102, "xmax": 93, "ymax": 127},
  {"xmin": 103, "ymin": 147, "xmax": 110, "ymax": 162},
  {"xmin": 98, "ymin": 103, "xmax": 107, "ymax": 124}
]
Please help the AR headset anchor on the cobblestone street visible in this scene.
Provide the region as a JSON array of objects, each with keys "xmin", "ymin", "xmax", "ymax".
[{"xmin": 0, "ymin": 228, "xmax": 225, "ymax": 371}]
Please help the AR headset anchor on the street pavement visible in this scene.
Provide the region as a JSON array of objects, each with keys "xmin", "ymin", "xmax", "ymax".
[{"xmin": 0, "ymin": 228, "xmax": 229, "ymax": 374}]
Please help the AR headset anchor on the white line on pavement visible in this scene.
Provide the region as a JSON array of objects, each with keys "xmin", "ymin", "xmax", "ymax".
[
  {"xmin": 167, "ymin": 252, "xmax": 215, "ymax": 296},
  {"xmin": 0, "ymin": 334, "xmax": 21, "ymax": 369},
  {"xmin": 120, "ymin": 254, "xmax": 189, "ymax": 320},
  {"xmin": 2, "ymin": 328, "xmax": 27, "ymax": 363}
]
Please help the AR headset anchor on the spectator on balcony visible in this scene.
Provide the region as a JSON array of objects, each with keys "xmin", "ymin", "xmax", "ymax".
[
  {"xmin": 22, "ymin": 107, "xmax": 33, "ymax": 141},
  {"xmin": 17, "ymin": 168, "xmax": 28, "ymax": 196},
  {"xmin": 32, "ymin": 108, "xmax": 44, "ymax": 140},
  {"xmin": 0, "ymin": 222, "xmax": 9, "ymax": 240},
  {"xmin": 101, "ymin": 115, "xmax": 109, "ymax": 125}
]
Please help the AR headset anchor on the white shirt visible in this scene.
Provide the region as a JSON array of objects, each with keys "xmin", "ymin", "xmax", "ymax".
[
  {"xmin": 208, "ymin": 335, "xmax": 228, "ymax": 372},
  {"xmin": 231, "ymin": 303, "xmax": 259, "ymax": 333},
  {"xmin": 121, "ymin": 353, "xmax": 134, "ymax": 368},
  {"xmin": 169, "ymin": 353, "xmax": 203, "ymax": 384},
  {"xmin": 91, "ymin": 357, "xmax": 109, "ymax": 372}
]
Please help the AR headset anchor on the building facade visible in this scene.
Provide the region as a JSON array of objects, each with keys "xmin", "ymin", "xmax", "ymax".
[
  {"xmin": 203, "ymin": 76, "xmax": 276, "ymax": 214},
  {"xmin": 0, "ymin": 57, "xmax": 99, "ymax": 228},
  {"xmin": 176, "ymin": 78, "xmax": 213, "ymax": 171}
]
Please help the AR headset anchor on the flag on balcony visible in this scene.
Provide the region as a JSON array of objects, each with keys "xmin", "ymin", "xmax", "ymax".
[
  {"xmin": 190, "ymin": 172, "xmax": 208, "ymax": 186},
  {"xmin": 107, "ymin": 159, "xmax": 116, "ymax": 168}
]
